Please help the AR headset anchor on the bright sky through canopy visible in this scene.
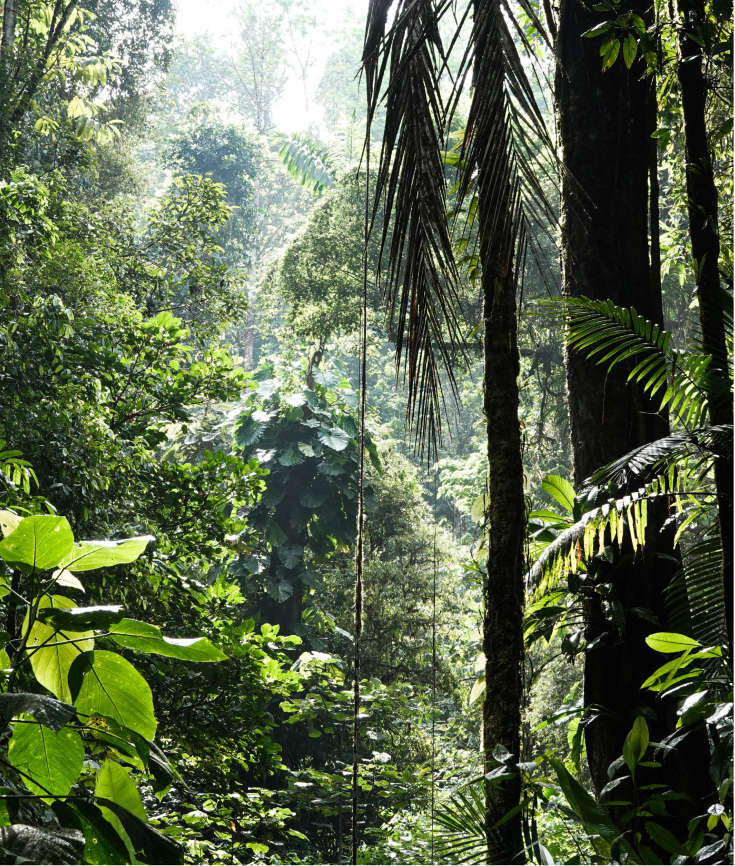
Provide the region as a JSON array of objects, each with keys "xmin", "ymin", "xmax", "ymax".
[{"xmin": 174, "ymin": 0, "xmax": 367, "ymax": 132}]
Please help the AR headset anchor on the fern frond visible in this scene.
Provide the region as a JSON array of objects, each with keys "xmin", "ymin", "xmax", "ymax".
[
  {"xmin": 526, "ymin": 481, "xmax": 703, "ymax": 592},
  {"xmin": 665, "ymin": 536, "xmax": 727, "ymax": 646},
  {"xmin": 434, "ymin": 778, "xmax": 488, "ymax": 863},
  {"xmin": 561, "ymin": 297, "xmax": 713, "ymax": 427}
]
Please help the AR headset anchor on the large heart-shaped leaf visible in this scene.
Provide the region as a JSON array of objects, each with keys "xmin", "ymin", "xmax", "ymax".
[
  {"xmin": 57, "ymin": 537, "xmax": 153, "ymax": 573},
  {"xmin": 72, "ymin": 651, "xmax": 156, "ymax": 740},
  {"xmin": 25, "ymin": 596, "xmax": 94, "ymax": 702},
  {"xmin": 108, "ymin": 619, "xmax": 227, "ymax": 662},
  {"xmin": 0, "ymin": 517, "xmax": 74, "ymax": 571},
  {"xmin": 9, "ymin": 719, "xmax": 83, "ymax": 800}
]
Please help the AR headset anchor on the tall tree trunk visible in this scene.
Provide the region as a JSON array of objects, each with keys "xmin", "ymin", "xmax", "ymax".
[
  {"xmin": 475, "ymin": 3, "xmax": 526, "ymax": 861},
  {"xmin": 675, "ymin": 0, "xmax": 733, "ymax": 652},
  {"xmin": 555, "ymin": 0, "xmax": 684, "ymax": 798},
  {"xmin": 1, "ymin": 0, "xmax": 17, "ymax": 51},
  {"xmin": 482, "ymin": 269, "xmax": 525, "ymax": 864}
]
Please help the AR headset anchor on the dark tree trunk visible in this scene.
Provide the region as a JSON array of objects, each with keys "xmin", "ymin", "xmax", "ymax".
[
  {"xmin": 482, "ymin": 269, "xmax": 526, "ymax": 865},
  {"xmin": 554, "ymin": 0, "xmax": 708, "ymax": 806},
  {"xmin": 675, "ymin": 0, "xmax": 733, "ymax": 652},
  {"xmin": 474, "ymin": 3, "xmax": 526, "ymax": 861}
]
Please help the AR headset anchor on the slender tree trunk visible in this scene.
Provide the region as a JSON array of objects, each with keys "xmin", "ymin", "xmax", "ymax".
[
  {"xmin": 482, "ymin": 270, "xmax": 526, "ymax": 865},
  {"xmin": 474, "ymin": 3, "xmax": 526, "ymax": 861},
  {"xmin": 675, "ymin": 0, "xmax": 733, "ymax": 652}
]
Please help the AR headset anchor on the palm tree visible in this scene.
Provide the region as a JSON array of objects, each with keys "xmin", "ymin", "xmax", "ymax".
[{"xmin": 361, "ymin": 1, "xmax": 552, "ymax": 860}]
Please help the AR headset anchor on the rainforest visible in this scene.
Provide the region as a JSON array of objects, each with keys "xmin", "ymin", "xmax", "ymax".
[{"xmin": 0, "ymin": 0, "xmax": 731, "ymax": 863}]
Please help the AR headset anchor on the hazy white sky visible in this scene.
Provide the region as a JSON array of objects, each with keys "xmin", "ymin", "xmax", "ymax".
[{"xmin": 174, "ymin": 0, "xmax": 367, "ymax": 132}]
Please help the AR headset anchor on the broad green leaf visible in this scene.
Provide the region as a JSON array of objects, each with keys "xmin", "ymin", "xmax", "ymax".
[
  {"xmin": 622, "ymin": 716, "xmax": 649, "ymax": 774},
  {"xmin": 276, "ymin": 545, "xmax": 303, "ymax": 569},
  {"xmin": 582, "ymin": 21, "xmax": 612, "ymax": 37},
  {"xmin": 95, "ymin": 796, "xmax": 183, "ymax": 864},
  {"xmin": 277, "ymin": 448, "xmax": 304, "ymax": 466},
  {"xmin": 53, "ymin": 800, "xmax": 131, "ymax": 865},
  {"xmin": 317, "ymin": 427, "xmax": 350, "ymax": 451},
  {"xmin": 25, "ymin": 596, "xmax": 94, "ymax": 702},
  {"xmin": 541, "ymin": 475, "xmax": 576, "ymax": 514},
  {"xmin": 9, "ymin": 718, "xmax": 83, "ymax": 800},
  {"xmin": 527, "ymin": 508, "xmax": 571, "ymax": 525},
  {"xmin": 73, "ymin": 651, "xmax": 157, "ymax": 740},
  {"xmin": 470, "ymin": 494, "xmax": 488, "ymax": 524},
  {"xmin": 643, "ymin": 821, "xmax": 683, "ymax": 855},
  {"xmin": 0, "ymin": 516, "xmax": 74, "ymax": 571},
  {"xmin": 601, "ymin": 37, "xmax": 620, "ymax": 69},
  {"xmin": 38, "ymin": 605, "xmax": 124, "ymax": 631},
  {"xmin": 469, "ymin": 676, "xmax": 485, "ymax": 705},
  {"xmin": 549, "ymin": 756, "xmax": 622, "ymax": 845},
  {"xmin": 57, "ymin": 536, "xmax": 153, "ymax": 572},
  {"xmin": 317, "ymin": 462, "xmax": 345, "ymax": 477},
  {"xmin": 95, "ymin": 760, "xmax": 146, "ymax": 821},
  {"xmin": 95, "ymin": 761, "xmax": 145, "ymax": 861},
  {"xmin": 623, "ymin": 34, "xmax": 637, "ymax": 68},
  {"xmin": 0, "ymin": 693, "xmax": 75, "ymax": 732},
  {"xmin": 0, "ymin": 511, "xmax": 21, "ymax": 538},
  {"xmin": 108, "ymin": 619, "xmax": 227, "ymax": 662},
  {"xmin": 52, "ymin": 569, "xmax": 85, "ymax": 592},
  {"xmin": 645, "ymin": 632, "xmax": 701, "ymax": 653},
  {"xmin": 300, "ymin": 489, "xmax": 327, "ymax": 508}
]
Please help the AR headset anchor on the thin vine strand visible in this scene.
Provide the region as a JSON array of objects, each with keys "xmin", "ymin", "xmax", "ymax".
[
  {"xmin": 351, "ymin": 139, "xmax": 370, "ymax": 866},
  {"xmin": 431, "ymin": 466, "xmax": 438, "ymax": 863}
]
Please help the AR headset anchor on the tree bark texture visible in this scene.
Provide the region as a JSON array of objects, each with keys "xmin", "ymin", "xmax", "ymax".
[
  {"xmin": 482, "ymin": 270, "xmax": 525, "ymax": 865},
  {"xmin": 554, "ymin": 0, "xmax": 714, "ymax": 811},
  {"xmin": 474, "ymin": 3, "xmax": 526, "ymax": 860},
  {"xmin": 676, "ymin": 0, "xmax": 733, "ymax": 652},
  {"xmin": 1, "ymin": 0, "xmax": 17, "ymax": 51}
]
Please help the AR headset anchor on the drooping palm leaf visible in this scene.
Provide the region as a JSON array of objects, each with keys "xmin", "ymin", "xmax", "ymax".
[
  {"xmin": 362, "ymin": 0, "xmax": 554, "ymax": 453},
  {"xmin": 362, "ymin": 0, "xmax": 464, "ymax": 452}
]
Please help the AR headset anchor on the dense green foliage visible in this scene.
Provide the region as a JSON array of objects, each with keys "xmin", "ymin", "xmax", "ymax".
[{"xmin": 0, "ymin": 0, "xmax": 730, "ymax": 863}]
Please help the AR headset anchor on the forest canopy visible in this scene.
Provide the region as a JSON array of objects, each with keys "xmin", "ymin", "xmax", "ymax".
[{"xmin": 0, "ymin": 0, "xmax": 731, "ymax": 864}]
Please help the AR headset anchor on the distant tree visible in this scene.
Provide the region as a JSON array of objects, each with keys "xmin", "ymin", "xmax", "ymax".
[{"xmin": 167, "ymin": 112, "xmax": 260, "ymax": 266}]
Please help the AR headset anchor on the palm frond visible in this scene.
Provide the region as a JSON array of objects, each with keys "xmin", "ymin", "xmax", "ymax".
[
  {"xmin": 525, "ymin": 418, "xmax": 732, "ymax": 595},
  {"xmin": 448, "ymin": 0, "xmax": 556, "ymax": 277},
  {"xmin": 363, "ymin": 0, "xmax": 555, "ymax": 453},
  {"xmin": 434, "ymin": 778, "xmax": 487, "ymax": 863},
  {"xmin": 275, "ymin": 132, "xmax": 337, "ymax": 193},
  {"xmin": 559, "ymin": 296, "xmax": 722, "ymax": 428},
  {"xmin": 363, "ymin": 0, "xmax": 464, "ymax": 453},
  {"xmin": 434, "ymin": 776, "xmax": 529, "ymax": 863},
  {"xmin": 584, "ymin": 425, "xmax": 732, "ymax": 494},
  {"xmin": 665, "ymin": 536, "xmax": 727, "ymax": 646}
]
